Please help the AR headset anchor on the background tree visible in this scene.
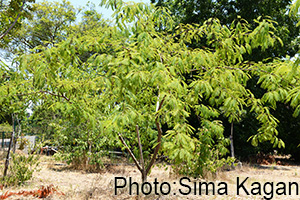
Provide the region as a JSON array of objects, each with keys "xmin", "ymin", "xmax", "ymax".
[
  {"xmin": 0, "ymin": 0, "xmax": 35, "ymax": 43},
  {"xmin": 2, "ymin": 0, "xmax": 77, "ymax": 58},
  {"xmin": 151, "ymin": 0, "xmax": 300, "ymax": 60},
  {"xmin": 1, "ymin": 0, "xmax": 106, "ymax": 146},
  {"xmin": 0, "ymin": 0, "xmax": 78, "ymax": 147},
  {"xmin": 0, "ymin": 0, "xmax": 35, "ymax": 125},
  {"xmin": 151, "ymin": 0, "xmax": 300, "ymax": 160}
]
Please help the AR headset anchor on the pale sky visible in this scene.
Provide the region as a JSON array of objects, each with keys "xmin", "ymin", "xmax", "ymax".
[{"xmin": 36, "ymin": 0, "xmax": 151, "ymax": 20}]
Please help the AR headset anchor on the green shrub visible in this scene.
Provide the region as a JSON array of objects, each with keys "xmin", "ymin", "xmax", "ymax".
[
  {"xmin": 1, "ymin": 153, "xmax": 39, "ymax": 186},
  {"xmin": 53, "ymin": 151, "xmax": 104, "ymax": 172},
  {"xmin": 17, "ymin": 137, "xmax": 30, "ymax": 151}
]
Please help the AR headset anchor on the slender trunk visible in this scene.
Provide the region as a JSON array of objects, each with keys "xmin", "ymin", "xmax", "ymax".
[
  {"xmin": 3, "ymin": 114, "xmax": 15, "ymax": 177},
  {"xmin": 145, "ymin": 95, "xmax": 165, "ymax": 176},
  {"xmin": 117, "ymin": 95, "xmax": 165, "ymax": 183},
  {"xmin": 230, "ymin": 122, "xmax": 234, "ymax": 158},
  {"xmin": 118, "ymin": 133, "xmax": 143, "ymax": 172},
  {"xmin": 136, "ymin": 125, "xmax": 146, "ymax": 182},
  {"xmin": 2, "ymin": 132, "xmax": 4, "ymax": 149},
  {"xmin": 118, "ymin": 126, "xmax": 148, "ymax": 183},
  {"xmin": 13, "ymin": 116, "xmax": 20, "ymax": 153},
  {"xmin": 0, "ymin": 0, "xmax": 26, "ymax": 39},
  {"xmin": 87, "ymin": 141, "xmax": 92, "ymax": 166},
  {"xmin": 230, "ymin": 122, "xmax": 235, "ymax": 169},
  {"xmin": 86, "ymin": 132, "xmax": 92, "ymax": 167}
]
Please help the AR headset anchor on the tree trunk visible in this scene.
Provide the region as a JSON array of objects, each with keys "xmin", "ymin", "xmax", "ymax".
[
  {"xmin": 145, "ymin": 95, "xmax": 165, "ymax": 176},
  {"xmin": 230, "ymin": 122, "xmax": 234, "ymax": 158},
  {"xmin": 141, "ymin": 171, "xmax": 147, "ymax": 183},
  {"xmin": 136, "ymin": 125, "xmax": 146, "ymax": 183},
  {"xmin": 13, "ymin": 116, "xmax": 20, "ymax": 153},
  {"xmin": 86, "ymin": 131, "xmax": 92, "ymax": 167},
  {"xmin": 230, "ymin": 122, "xmax": 235, "ymax": 169},
  {"xmin": 3, "ymin": 114, "xmax": 15, "ymax": 177},
  {"xmin": 117, "ymin": 95, "xmax": 165, "ymax": 183},
  {"xmin": 86, "ymin": 141, "xmax": 92, "ymax": 166}
]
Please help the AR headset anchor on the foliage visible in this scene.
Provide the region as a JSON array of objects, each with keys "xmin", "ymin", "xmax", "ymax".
[
  {"xmin": 50, "ymin": 117, "xmax": 117, "ymax": 170},
  {"xmin": 12, "ymin": 0, "xmax": 296, "ymax": 181},
  {"xmin": 1, "ymin": 1, "xmax": 118, "ymax": 173},
  {"xmin": 17, "ymin": 137, "xmax": 29, "ymax": 150},
  {"xmin": 0, "ymin": 123, "xmax": 12, "ymax": 133},
  {"xmin": 1, "ymin": 0, "xmax": 300, "ymax": 182},
  {"xmin": 1, "ymin": 0, "xmax": 103, "ymax": 170},
  {"xmin": 0, "ymin": 0, "xmax": 35, "ymax": 47},
  {"xmin": 151, "ymin": 0, "xmax": 300, "ymax": 61},
  {"xmin": 1, "ymin": 153, "xmax": 39, "ymax": 186},
  {"xmin": 151, "ymin": 0, "xmax": 300, "ymax": 161},
  {"xmin": 2, "ymin": 0, "xmax": 77, "ymax": 58}
]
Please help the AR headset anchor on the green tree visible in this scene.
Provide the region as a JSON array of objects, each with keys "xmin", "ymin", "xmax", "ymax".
[
  {"xmin": 0, "ymin": 0, "xmax": 35, "ymax": 43},
  {"xmin": 2, "ymin": 0, "xmax": 77, "ymax": 57},
  {"xmin": 1, "ymin": 0, "xmax": 77, "ymax": 128},
  {"xmin": 0, "ymin": 0, "xmax": 35, "ymax": 126},
  {"xmin": 1, "ymin": 2, "xmax": 116, "ymax": 170},
  {"xmin": 12, "ymin": 0, "xmax": 293, "ymax": 183},
  {"xmin": 151, "ymin": 0, "xmax": 300, "ymax": 60},
  {"xmin": 151, "ymin": 0, "xmax": 300, "ymax": 160}
]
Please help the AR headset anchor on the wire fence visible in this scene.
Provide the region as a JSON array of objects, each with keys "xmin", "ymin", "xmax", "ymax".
[
  {"xmin": 0, "ymin": 132, "xmax": 37, "ymax": 152},
  {"xmin": 0, "ymin": 132, "xmax": 12, "ymax": 149}
]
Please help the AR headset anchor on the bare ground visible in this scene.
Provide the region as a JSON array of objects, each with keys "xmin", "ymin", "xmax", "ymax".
[{"xmin": 2, "ymin": 156, "xmax": 300, "ymax": 199}]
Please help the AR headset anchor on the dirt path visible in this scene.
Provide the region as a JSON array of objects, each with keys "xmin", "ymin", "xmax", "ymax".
[{"xmin": 3, "ymin": 157, "xmax": 300, "ymax": 199}]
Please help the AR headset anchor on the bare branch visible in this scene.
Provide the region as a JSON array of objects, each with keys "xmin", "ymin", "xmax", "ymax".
[
  {"xmin": 42, "ymin": 90, "xmax": 72, "ymax": 103},
  {"xmin": 12, "ymin": 90, "xmax": 72, "ymax": 104},
  {"xmin": 146, "ymin": 95, "xmax": 166, "ymax": 175},
  {"xmin": 136, "ymin": 125, "xmax": 145, "ymax": 174},
  {"xmin": 118, "ymin": 133, "xmax": 142, "ymax": 172},
  {"xmin": 0, "ymin": 0, "xmax": 26, "ymax": 40}
]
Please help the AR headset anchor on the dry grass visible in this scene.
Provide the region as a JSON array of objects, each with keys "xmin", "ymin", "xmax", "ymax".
[{"xmin": 1, "ymin": 156, "xmax": 300, "ymax": 199}]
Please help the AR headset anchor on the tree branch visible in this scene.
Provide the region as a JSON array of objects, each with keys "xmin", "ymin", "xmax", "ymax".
[
  {"xmin": 0, "ymin": 0, "xmax": 26, "ymax": 40},
  {"xmin": 118, "ymin": 133, "xmax": 142, "ymax": 172},
  {"xmin": 136, "ymin": 125, "xmax": 145, "ymax": 175},
  {"xmin": 42, "ymin": 90, "xmax": 72, "ymax": 103},
  {"xmin": 10, "ymin": 90, "xmax": 72, "ymax": 103},
  {"xmin": 146, "ymin": 95, "xmax": 166, "ymax": 175}
]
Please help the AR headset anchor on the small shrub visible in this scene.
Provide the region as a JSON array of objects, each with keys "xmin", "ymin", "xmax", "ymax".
[
  {"xmin": 17, "ymin": 137, "xmax": 30, "ymax": 151},
  {"xmin": 170, "ymin": 145, "xmax": 235, "ymax": 179},
  {"xmin": 1, "ymin": 153, "xmax": 40, "ymax": 186},
  {"xmin": 53, "ymin": 151, "xmax": 104, "ymax": 173}
]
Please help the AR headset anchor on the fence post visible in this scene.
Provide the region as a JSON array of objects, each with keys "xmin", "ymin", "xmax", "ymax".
[{"xmin": 1, "ymin": 132, "xmax": 4, "ymax": 148}]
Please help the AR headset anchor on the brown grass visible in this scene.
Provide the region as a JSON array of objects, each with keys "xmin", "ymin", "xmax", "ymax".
[{"xmin": 1, "ymin": 156, "xmax": 300, "ymax": 199}]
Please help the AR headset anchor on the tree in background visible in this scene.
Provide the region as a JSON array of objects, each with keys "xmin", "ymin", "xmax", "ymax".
[
  {"xmin": 151, "ymin": 0, "xmax": 300, "ymax": 60},
  {"xmin": 2, "ymin": 0, "xmax": 77, "ymax": 58},
  {"xmin": 4, "ymin": 1, "xmax": 116, "ymax": 167},
  {"xmin": 0, "ymin": 0, "xmax": 78, "ymax": 137},
  {"xmin": 0, "ymin": 1, "xmax": 105, "ymax": 176},
  {"xmin": 0, "ymin": 0, "xmax": 35, "ymax": 51},
  {"xmin": 0, "ymin": 0, "xmax": 35, "ymax": 125},
  {"xmin": 151, "ymin": 0, "xmax": 300, "ymax": 160}
]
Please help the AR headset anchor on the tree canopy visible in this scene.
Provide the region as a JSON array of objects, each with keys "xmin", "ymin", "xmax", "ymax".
[
  {"xmin": 2, "ymin": 0, "xmax": 77, "ymax": 58},
  {"xmin": 151, "ymin": 0, "xmax": 300, "ymax": 61},
  {"xmin": 1, "ymin": 0, "xmax": 300, "ymax": 182},
  {"xmin": 0, "ymin": 0, "xmax": 35, "ymax": 49},
  {"xmin": 150, "ymin": 0, "xmax": 300, "ymax": 159}
]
